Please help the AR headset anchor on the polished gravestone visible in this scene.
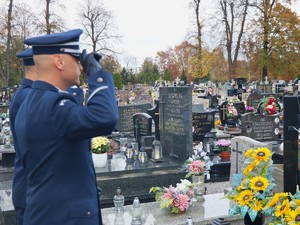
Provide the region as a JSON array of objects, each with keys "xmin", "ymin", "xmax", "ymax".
[
  {"xmin": 192, "ymin": 111, "xmax": 215, "ymax": 142},
  {"xmin": 115, "ymin": 103, "xmax": 151, "ymax": 133},
  {"xmin": 146, "ymin": 100, "xmax": 160, "ymax": 140},
  {"xmin": 159, "ymin": 87, "xmax": 193, "ymax": 162},
  {"xmin": 133, "ymin": 113, "xmax": 152, "ymax": 143},
  {"xmin": 283, "ymin": 95, "xmax": 300, "ymax": 194},
  {"xmin": 240, "ymin": 113, "xmax": 280, "ymax": 142}
]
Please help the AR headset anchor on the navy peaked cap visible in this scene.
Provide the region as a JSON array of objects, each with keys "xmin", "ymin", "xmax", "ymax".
[
  {"xmin": 24, "ymin": 29, "xmax": 83, "ymax": 58},
  {"xmin": 16, "ymin": 48, "xmax": 35, "ymax": 66}
]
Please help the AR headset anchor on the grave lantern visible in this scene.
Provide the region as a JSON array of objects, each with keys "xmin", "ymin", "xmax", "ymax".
[
  {"xmin": 203, "ymin": 128, "xmax": 217, "ymax": 153},
  {"xmin": 150, "ymin": 138, "xmax": 163, "ymax": 162}
]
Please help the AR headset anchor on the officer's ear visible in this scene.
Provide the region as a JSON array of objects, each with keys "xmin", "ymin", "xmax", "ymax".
[{"xmin": 53, "ymin": 54, "xmax": 65, "ymax": 70}]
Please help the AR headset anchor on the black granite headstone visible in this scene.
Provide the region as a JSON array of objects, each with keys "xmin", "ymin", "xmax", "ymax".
[
  {"xmin": 159, "ymin": 86, "xmax": 193, "ymax": 162},
  {"xmin": 211, "ymin": 95, "xmax": 219, "ymax": 109},
  {"xmin": 206, "ymin": 92, "xmax": 213, "ymax": 108},
  {"xmin": 246, "ymin": 89, "xmax": 262, "ymax": 109},
  {"xmin": 147, "ymin": 100, "xmax": 160, "ymax": 140},
  {"xmin": 240, "ymin": 113, "xmax": 280, "ymax": 142},
  {"xmin": 236, "ymin": 78, "xmax": 247, "ymax": 89},
  {"xmin": 115, "ymin": 103, "xmax": 151, "ymax": 133},
  {"xmin": 192, "ymin": 112, "xmax": 215, "ymax": 142},
  {"xmin": 283, "ymin": 95, "xmax": 300, "ymax": 194},
  {"xmin": 233, "ymin": 101, "xmax": 246, "ymax": 116},
  {"xmin": 133, "ymin": 113, "xmax": 152, "ymax": 142}
]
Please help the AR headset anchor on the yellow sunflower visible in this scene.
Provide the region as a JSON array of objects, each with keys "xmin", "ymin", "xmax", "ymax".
[
  {"xmin": 249, "ymin": 199, "xmax": 263, "ymax": 211},
  {"xmin": 286, "ymin": 207, "xmax": 300, "ymax": 224},
  {"xmin": 253, "ymin": 147, "xmax": 272, "ymax": 162},
  {"xmin": 265, "ymin": 193, "xmax": 289, "ymax": 208},
  {"xmin": 245, "ymin": 148, "xmax": 254, "ymax": 158},
  {"xmin": 250, "ymin": 176, "xmax": 269, "ymax": 191},
  {"xmin": 275, "ymin": 199, "xmax": 291, "ymax": 218},
  {"xmin": 236, "ymin": 190, "xmax": 253, "ymax": 206},
  {"xmin": 294, "ymin": 200, "xmax": 300, "ymax": 207},
  {"xmin": 243, "ymin": 162, "xmax": 256, "ymax": 174}
]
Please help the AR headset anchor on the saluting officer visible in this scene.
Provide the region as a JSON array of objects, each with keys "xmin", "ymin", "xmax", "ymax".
[
  {"xmin": 14, "ymin": 29, "xmax": 118, "ymax": 225},
  {"xmin": 10, "ymin": 48, "xmax": 38, "ymax": 225}
]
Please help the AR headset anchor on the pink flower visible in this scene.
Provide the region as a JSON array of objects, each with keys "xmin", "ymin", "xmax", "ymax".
[
  {"xmin": 215, "ymin": 139, "xmax": 231, "ymax": 147},
  {"xmin": 188, "ymin": 160, "xmax": 206, "ymax": 175},
  {"xmin": 174, "ymin": 193, "xmax": 189, "ymax": 211},
  {"xmin": 246, "ymin": 106, "xmax": 254, "ymax": 111}
]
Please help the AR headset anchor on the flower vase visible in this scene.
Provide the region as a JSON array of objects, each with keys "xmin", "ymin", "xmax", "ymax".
[
  {"xmin": 243, "ymin": 212, "xmax": 264, "ymax": 225},
  {"xmin": 92, "ymin": 152, "xmax": 108, "ymax": 167},
  {"xmin": 191, "ymin": 175, "xmax": 205, "ymax": 202},
  {"xmin": 219, "ymin": 151, "xmax": 231, "ymax": 160}
]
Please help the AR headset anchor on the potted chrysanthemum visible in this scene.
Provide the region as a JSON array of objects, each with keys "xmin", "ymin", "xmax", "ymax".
[
  {"xmin": 225, "ymin": 147, "xmax": 275, "ymax": 225},
  {"xmin": 215, "ymin": 139, "xmax": 231, "ymax": 160},
  {"xmin": 91, "ymin": 136, "xmax": 110, "ymax": 167}
]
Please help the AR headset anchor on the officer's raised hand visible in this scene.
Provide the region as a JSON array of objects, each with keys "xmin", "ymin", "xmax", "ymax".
[{"xmin": 80, "ymin": 49, "xmax": 102, "ymax": 75}]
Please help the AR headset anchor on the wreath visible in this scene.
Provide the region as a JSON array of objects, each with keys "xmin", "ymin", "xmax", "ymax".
[{"xmin": 258, "ymin": 97, "xmax": 280, "ymax": 115}]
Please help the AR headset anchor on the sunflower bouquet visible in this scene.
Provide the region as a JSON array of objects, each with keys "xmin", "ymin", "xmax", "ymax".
[
  {"xmin": 263, "ymin": 186, "xmax": 300, "ymax": 225},
  {"xmin": 225, "ymin": 147, "xmax": 275, "ymax": 222}
]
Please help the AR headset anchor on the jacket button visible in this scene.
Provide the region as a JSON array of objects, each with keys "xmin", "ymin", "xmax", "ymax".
[
  {"xmin": 72, "ymin": 92, "xmax": 77, "ymax": 96},
  {"xmin": 97, "ymin": 77, "xmax": 103, "ymax": 83},
  {"xmin": 86, "ymin": 211, "xmax": 91, "ymax": 216}
]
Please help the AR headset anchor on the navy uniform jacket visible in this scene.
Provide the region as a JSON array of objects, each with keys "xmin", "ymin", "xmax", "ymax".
[
  {"xmin": 9, "ymin": 78, "xmax": 33, "ymax": 223},
  {"xmin": 67, "ymin": 86, "xmax": 84, "ymax": 105},
  {"xmin": 15, "ymin": 69, "xmax": 118, "ymax": 225}
]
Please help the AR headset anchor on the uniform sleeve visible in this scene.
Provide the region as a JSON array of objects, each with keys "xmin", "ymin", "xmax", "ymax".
[{"xmin": 48, "ymin": 69, "xmax": 119, "ymax": 140}]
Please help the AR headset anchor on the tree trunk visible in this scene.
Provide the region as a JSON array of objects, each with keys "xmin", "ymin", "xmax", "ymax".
[
  {"xmin": 46, "ymin": 0, "xmax": 51, "ymax": 34},
  {"xmin": 4, "ymin": 0, "xmax": 14, "ymax": 86}
]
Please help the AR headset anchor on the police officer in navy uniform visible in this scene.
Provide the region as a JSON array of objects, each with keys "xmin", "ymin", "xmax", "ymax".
[
  {"xmin": 10, "ymin": 48, "xmax": 38, "ymax": 225},
  {"xmin": 14, "ymin": 29, "xmax": 118, "ymax": 225}
]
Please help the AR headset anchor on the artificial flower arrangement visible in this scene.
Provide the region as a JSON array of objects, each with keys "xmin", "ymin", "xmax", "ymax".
[
  {"xmin": 225, "ymin": 147, "xmax": 275, "ymax": 222},
  {"xmin": 149, "ymin": 179, "xmax": 196, "ymax": 214},
  {"xmin": 181, "ymin": 142, "xmax": 213, "ymax": 177},
  {"xmin": 91, "ymin": 136, "xmax": 111, "ymax": 154},
  {"xmin": 264, "ymin": 186, "xmax": 300, "ymax": 225},
  {"xmin": 259, "ymin": 97, "xmax": 280, "ymax": 115},
  {"xmin": 215, "ymin": 139, "xmax": 231, "ymax": 152},
  {"xmin": 226, "ymin": 102, "xmax": 238, "ymax": 118}
]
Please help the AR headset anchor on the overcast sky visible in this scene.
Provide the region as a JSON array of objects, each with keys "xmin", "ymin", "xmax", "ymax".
[{"xmin": 14, "ymin": 0, "xmax": 300, "ymax": 67}]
